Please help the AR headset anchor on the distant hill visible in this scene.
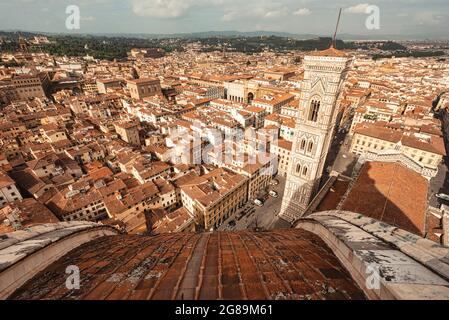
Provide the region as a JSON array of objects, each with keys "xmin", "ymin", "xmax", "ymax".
[
  {"xmin": 1, "ymin": 30, "xmax": 448, "ymax": 41},
  {"xmin": 85, "ymin": 31, "xmax": 312, "ymax": 40}
]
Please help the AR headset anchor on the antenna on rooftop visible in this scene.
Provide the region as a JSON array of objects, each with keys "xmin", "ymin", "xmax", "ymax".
[{"xmin": 332, "ymin": 8, "xmax": 342, "ymax": 48}]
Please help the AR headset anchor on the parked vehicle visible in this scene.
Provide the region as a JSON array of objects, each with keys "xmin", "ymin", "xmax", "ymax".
[
  {"xmin": 436, "ymin": 194, "xmax": 449, "ymax": 201},
  {"xmin": 270, "ymin": 179, "xmax": 279, "ymax": 186},
  {"xmin": 269, "ymin": 190, "xmax": 279, "ymax": 198},
  {"xmin": 254, "ymin": 199, "xmax": 264, "ymax": 207}
]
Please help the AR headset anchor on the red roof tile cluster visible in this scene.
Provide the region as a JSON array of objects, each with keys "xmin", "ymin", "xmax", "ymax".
[
  {"xmin": 10, "ymin": 229, "xmax": 365, "ymax": 300},
  {"xmin": 341, "ymin": 162, "xmax": 428, "ymax": 236},
  {"xmin": 354, "ymin": 123, "xmax": 446, "ymax": 156},
  {"xmin": 309, "ymin": 46, "xmax": 348, "ymax": 58},
  {"xmin": 127, "ymin": 77, "xmax": 159, "ymax": 85},
  {"xmin": 0, "ymin": 198, "xmax": 59, "ymax": 234},
  {"xmin": 151, "ymin": 207, "xmax": 194, "ymax": 234},
  {"xmin": 316, "ymin": 178, "xmax": 351, "ymax": 212},
  {"xmin": 0, "ymin": 170, "xmax": 15, "ymax": 189}
]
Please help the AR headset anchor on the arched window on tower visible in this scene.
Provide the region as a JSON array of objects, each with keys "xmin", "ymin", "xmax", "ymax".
[
  {"xmin": 300, "ymin": 139, "xmax": 306, "ymax": 150},
  {"xmin": 296, "ymin": 163, "xmax": 302, "ymax": 174},
  {"xmin": 302, "ymin": 166, "xmax": 308, "ymax": 177},
  {"xmin": 307, "ymin": 141, "xmax": 314, "ymax": 153},
  {"xmin": 308, "ymin": 100, "xmax": 320, "ymax": 122}
]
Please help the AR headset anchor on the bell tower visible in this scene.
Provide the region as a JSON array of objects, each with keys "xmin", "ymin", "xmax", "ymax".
[{"xmin": 279, "ymin": 10, "xmax": 352, "ymax": 223}]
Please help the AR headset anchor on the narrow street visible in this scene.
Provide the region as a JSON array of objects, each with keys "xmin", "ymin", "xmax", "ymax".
[
  {"xmin": 321, "ymin": 121, "xmax": 358, "ymax": 187},
  {"xmin": 429, "ymin": 157, "xmax": 449, "ymax": 208},
  {"xmin": 428, "ymin": 109, "xmax": 449, "ymax": 208},
  {"xmin": 218, "ymin": 176, "xmax": 286, "ymax": 231}
]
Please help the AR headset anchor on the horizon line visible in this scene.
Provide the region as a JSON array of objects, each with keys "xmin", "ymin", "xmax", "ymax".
[{"xmin": 1, "ymin": 29, "xmax": 449, "ymax": 41}]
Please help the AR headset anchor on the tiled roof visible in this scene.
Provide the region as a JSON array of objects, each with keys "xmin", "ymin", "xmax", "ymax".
[
  {"xmin": 0, "ymin": 198, "xmax": 59, "ymax": 234},
  {"xmin": 316, "ymin": 178, "xmax": 351, "ymax": 212},
  {"xmin": 354, "ymin": 123, "xmax": 446, "ymax": 155},
  {"xmin": 152, "ymin": 207, "xmax": 194, "ymax": 234},
  {"xmin": 0, "ymin": 221, "xmax": 114, "ymax": 274},
  {"xmin": 276, "ymin": 138, "xmax": 293, "ymax": 151},
  {"xmin": 308, "ymin": 46, "xmax": 348, "ymax": 58},
  {"xmin": 10, "ymin": 229, "xmax": 365, "ymax": 300},
  {"xmin": 9, "ymin": 168, "xmax": 48, "ymax": 195},
  {"xmin": 0, "ymin": 170, "xmax": 14, "ymax": 189},
  {"xmin": 297, "ymin": 211, "xmax": 449, "ymax": 300},
  {"xmin": 354, "ymin": 124, "xmax": 402, "ymax": 143},
  {"xmin": 127, "ymin": 77, "xmax": 159, "ymax": 85},
  {"xmin": 181, "ymin": 168, "xmax": 247, "ymax": 208},
  {"xmin": 341, "ymin": 162, "xmax": 428, "ymax": 236}
]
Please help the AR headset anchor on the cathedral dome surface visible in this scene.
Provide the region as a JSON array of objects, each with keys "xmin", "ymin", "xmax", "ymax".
[
  {"xmin": 2, "ymin": 211, "xmax": 449, "ymax": 300},
  {"xmin": 8, "ymin": 228, "xmax": 365, "ymax": 300}
]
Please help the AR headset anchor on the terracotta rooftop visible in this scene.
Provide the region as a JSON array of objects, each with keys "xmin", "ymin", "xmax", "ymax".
[
  {"xmin": 0, "ymin": 198, "xmax": 59, "ymax": 234},
  {"xmin": 9, "ymin": 229, "xmax": 365, "ymax": 300},
  {"xmin": 181, "ymin": 168, "xmax": 247, "ymax": 208},
  {"xmin": 151, "ymin": 207, "xmax": 194, "ymax": 234},
  {"xmin": 127, "ymin": 77, "xmax": 159, "ymax": 85},
  {"xmin": 308, "ymin": 46, "xmax": 348, "ymax": 58},
  {"xmin": 276, "ymin": 138, "xmax": 293, "ymax": 151},
  {"xmin": 0, "ymin": 170, "xmax": 15, "ymax": 189},
  {"xmin": 88, "ymin": 166, "xmax": 114, "ymax": 181},
  {"xmin": 354, "ymin": 123, "xmax": 446, "ymax": 156},
  {"xmin": 341, "ymin": 162, "xmax": 428, "ymax": 236},
  {"xmin": 354, "ymin": 123, "xmax": 403, "ymax": 143},
  {"xmin": 316, "ymin": 178, "xmax": 351, "ymax": 212}
]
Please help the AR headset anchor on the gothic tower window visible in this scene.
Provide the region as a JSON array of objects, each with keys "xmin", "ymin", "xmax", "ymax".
[
  {"xmin": 296, "ymin": 163, "xmax": 302, "ymax": 174},
  {"xmin": 308, "ymin": 141, "xmax": 314, "ymax": 153},
  {"xmin": 302, "ymin": 166, "xmax": 308, "ymax": 177},
  {"xmin": 308, "ymin": 100, "xmax": 320, "ymax": 122},
  {"xmin": 300, "ymin": 139, "xmax": 306, "ymax": 150}
]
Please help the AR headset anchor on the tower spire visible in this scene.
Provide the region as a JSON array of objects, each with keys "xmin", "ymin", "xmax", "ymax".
[{"xmin": 332, "ymin": 8, "xmax": 342, "ymax": 48}]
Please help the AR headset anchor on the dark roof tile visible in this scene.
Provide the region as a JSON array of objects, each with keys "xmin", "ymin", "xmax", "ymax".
[{"xmin": 10, "ymin": 229, "xmax": 365, "ymax": 300}]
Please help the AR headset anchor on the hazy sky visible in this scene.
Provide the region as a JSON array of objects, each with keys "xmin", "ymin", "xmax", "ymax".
[{"xmin": 0, "ymin": 0, "xmax": 448, "ymax": 37}]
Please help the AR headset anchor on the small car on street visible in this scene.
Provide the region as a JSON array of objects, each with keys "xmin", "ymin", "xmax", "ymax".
[
  {"xmin": 436, "ymin": 194, "xmax": 449, "ymax": 201},
  {"xmin": 269, "ymin": 190, "xmax": 278, "ymax": 198}
]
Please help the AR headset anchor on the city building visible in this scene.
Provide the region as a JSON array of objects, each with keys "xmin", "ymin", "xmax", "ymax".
[
  {"xmin": 45, "ymin": 186, "xmax": 108, "ymax": 222},
  {"xmin": 180, "ymin": 168, "xmax": 248, "ymax": 230},
  {"xmin": 252, "ymin": 93, "xmax": 295, "ymax": 114},
  {"xmin": 127, "ymin": 77, "xmax": 161, "ymax": 100},
  {"xmin": 351, "ymin": 123, "xmax": 445, "ymax": 178},
  {"xmin": 11, "ymin": 73, "xmax": 50, "ymax": 100},
  {"xmin": 129, "ymin": 48, "xmax": 165, "ymax": 59},
  {"xmin": 1, "ymin": 30, "xmax": 449, "ymax": 303},
  {"xmin": 96, "ymin": 79, "xmax": 123, "ymax": 94},
  {"xmin": 147, "ymin": 207, "xmax": 195, "ymax": 234},
  {"xmin": 0, "ymin": 171, "xmax": 23, "ymax": 207},
  {"xmin": 270, "ymin": 138, "xmax": 292, "ymax": 177},
  {"xmin": 114, "ymin": 121, "xmax": 141, "ymax": 146},
  {"xmin": 0, "ymin": 198, "xmax": 58, "ymax": 234}
]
